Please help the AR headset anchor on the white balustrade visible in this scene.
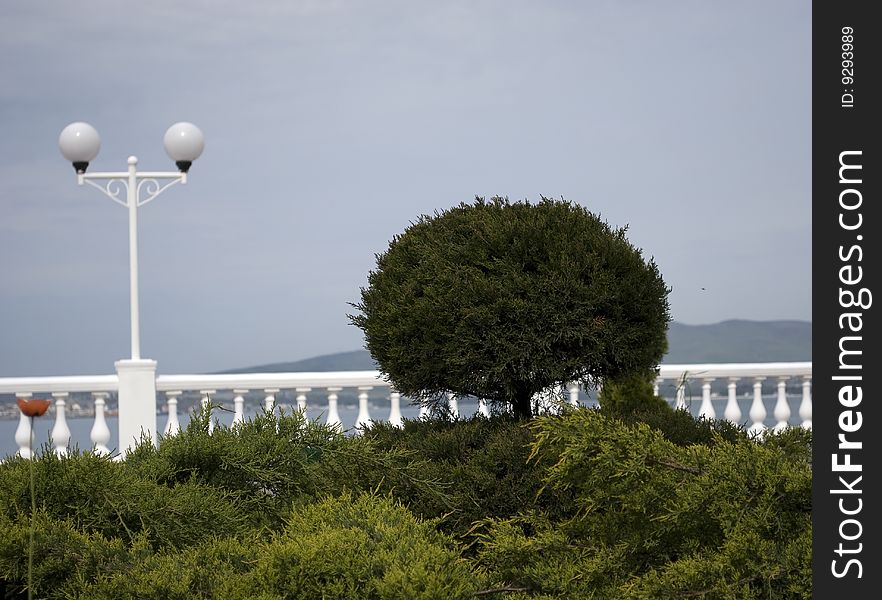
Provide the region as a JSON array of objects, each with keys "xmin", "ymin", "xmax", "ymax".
[
  {"xmin": 388, "ymin": 391, "xmax": 403, "ymax": 427},
  {"xmin": 264, "ymin": 388, "xmax": 279, "ymax": 414},
  {"xmin": 200, "ymin": 390, "xmax": 216, "ymax": 434},
  {"xmin": 799, "ymin": 377, "xmax": 812, "ymax": 429},
  {"xmin": 51, "ymin": 392, "xmax": 71, "ymax": 457},
  {"xmin": 164, "ymin": 391, "xmax": 182, "ymax": 436},
  {"xmin": 568, "ymin": 384, "xmax": 580, "ymax": 407},
  {"xmin": 448, "ymin": 393, "xmax": 459, "ymax": 418},
  {"xmin": 749, "ymin": 378, "xmax": 767, "ymax": 436},
  {"xmin": 724, "ymin": 378, "xmax": 741, "ymax": 423},
  {"xmin": 1, "ymin": 363, "xmax": 813, "ymax": 460},
  {"xmin": 773, "ymin": 377, "xmax": 791, "ymax": 432},
  {"xmin": 355, "ymin": 387, "xmax": 372, "ymax": 430},
  {"xmin": 477, "ymin": 398, "xmax": 490, "ymax": 417},
  {"xmin": 675, "ymin": 381, "xmax": 687, "ymax": 411},
  {"xmin": 15, "ymin": 393, "xmax": 33, "ymax": 459},
  {"xmin": 296, "ymin": 388, "xmax": 310, "ymax": 414},
  {"xmin": 326, "ymin": 387, "xmax": 342, "ymax": 429},
  {"xmin": 232, "ymin": 389, "xmax": 247, "ymax": 427},
  {"xmin": 698, "ymin": 379, "xmax": 715, "ymax": 419},
  {"xmin": 91, "ymin": 392, "xmax": 111, "ymax": 455}
]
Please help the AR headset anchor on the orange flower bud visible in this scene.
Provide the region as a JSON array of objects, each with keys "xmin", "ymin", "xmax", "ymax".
[{"xmin": 16, "ymin": 398, "xmax": 51, "ymax": 417}]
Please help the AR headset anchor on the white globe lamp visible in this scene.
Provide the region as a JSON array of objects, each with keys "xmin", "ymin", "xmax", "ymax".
[
  {"xmin": 163, "ymin": 122, "xmax": 205, "ymax": 172},
  {"xmin": 58, "ymin": 122, "xmax": 101, "ymax": 173}
]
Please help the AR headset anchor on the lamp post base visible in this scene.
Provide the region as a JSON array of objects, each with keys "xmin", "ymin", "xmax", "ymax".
[{"xmin": 115, "ymin": 359, "xmax": 158, "ymax": 456}]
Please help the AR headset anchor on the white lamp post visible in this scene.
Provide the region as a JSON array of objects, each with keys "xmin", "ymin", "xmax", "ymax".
[{"xmin": 58, "ymin": 121, "xmax": 204, "ymax": 454}]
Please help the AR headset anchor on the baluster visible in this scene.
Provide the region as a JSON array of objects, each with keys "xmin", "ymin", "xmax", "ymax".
[
  {"xmin": 91, "ymin": 392, "xmax": 111, "ymax": 455},
  {"xmin": 418, "ymin": 402, "xmax": 429, "ymax": 419},
  {"xmin": 356, "ymin": 386, "xmax": 372, "ymax": 430},
  {"xmin": 698, "ymin": 378, "xmax": 715, "ymax": 419},
  {"xmin": 14, "ymin": 393, "xmax": 33, "ymax": 459},
  {"xmin": 264, "ymin": 388, "xmax": 279, "ymax": 415},
  {"xmin": 388, "ymin": 390, "xmax": 403, "ymax": 428},
  {"xmin": 51, "ymin": 392, "xmax": 71, "ymax": 457},
  {"xmin": 232, "ymin": 389, "xmax": 248, "ymax": 427},
  {"xmin": 296, "ymin": 387, "xmax": 310, "ymax": 414},
  {"xmin": 653, "ymin": 378, "xmax": 660, "ymax": 397},
  {"xmin": 477, "ymin": 398, "xmax": 490, "ymax": 417},
  {"xmin": 326, "ymin": 387, "xmax": 342, "ymax": 429},
  {"xmin": 799, "ymin": 376, "xmax": 812, "ymax": 429},
  {"xmin": 448, "ymin": 392, "xmax": 459, "ymax": 418},
  {"xmin": 773, "ymin": 377, "xmax": 791, "ymax": 432},
  {"xmin": 568, "ymin": 383, "xmax": 580, "ymax": 407},
  {"xmin": 164, "ymin": 391, "xmax": 182, "ymax": 436},
  {"xmin": 748, "ymin": 377, "xmax": 767, "ymax": 436},
  {"xmin": 200, "ymin": 390, "xmax": 215, "ymax": 434},
  {"xmin": 724, "ymin": 378, "xmax": 741, "ymax": 424},
  {"xmin": 675, "ymin": 376, "xmax": 687, "ymax": 411}
]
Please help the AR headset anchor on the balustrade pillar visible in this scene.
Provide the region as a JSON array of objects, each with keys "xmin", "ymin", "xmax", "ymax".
[
  {"xmin": 232, "ymin": 389, "xmax": 248, "ymax": 427},
  {"xmin": 326, "ymin": 387, "xmax": 342, "ymax": 429},
  {"xmin": 653, "ymin": 379, "xmax": 660, "ymax": 397},
  {"xmin": 388, "ymin": 391, "xmax": 403, "ymax": 428},
  {"xmin": 675, "ymin": 378, "xmax": 687, "ymax": 411},
  {"xmin": 164, "ymin": 391, "xmax": 181, "ymax": 436},
  {"xmin": 356, "ymin": 387, "xmax": 373, "ymax": 430},
  {"xmin": 448, "ymin": 393, "xmax": 459, "ymax": 418},
  {"xmin": 724, "ymin": 378, "xmax": 741, "ymax": 424},
  {"xmin": 264, "ymin": 388, "xmax": 279, "ymax": 414},
  {"xmin": 296, "ymin": 388, "xmax": 310, "ymax": 414},
  {"xmin": 748, "ymin": 377, "xmax": 767, "ymax": 436},
  {"xmin": 200, "ymin": 390, "xmax": 215, "ymax": 434},
  {"xmin": 799, "ymin": 377, "xmax": 812, "ymax": 429},
  {"xmin": 51, "ymin": 392, "xmax": 71, "ymax": 456},
  {"xmin": 773, "ymin": 377, "xmax": 791, "ymax": 432},
  {"xmin": 698, "ymin": 379, "xmax": 715, "ymax": 419},
  {"xmin": 91, "ymin": 392, "xmax": 111, "ymax": 455},
  {"xmin": 477, "ymin": 398, "xmax": 490, "ymax": 417},
  {"xmin": 568, "ymin": 384, "xmax": 580, "ymax": 407},
  {"xmin": 14, "ymin": 393, "xmax": 33, "ymax": 459}
]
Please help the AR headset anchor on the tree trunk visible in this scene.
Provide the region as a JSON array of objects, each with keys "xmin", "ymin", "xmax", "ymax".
[{"xmin": 511, "ymin": 390, "xmax": 533, "ymax": 420}]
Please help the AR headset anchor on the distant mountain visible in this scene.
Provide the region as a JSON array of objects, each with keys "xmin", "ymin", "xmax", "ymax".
[
  {"xmin": 663, "ymin": 320, "xmax": 810, "ymax": 363},
  {"xmin": 220, "ymin": 320, "xmax": 810, "ymax": 373},
  {"xmin": 221, "ymin": 350, "xmax": 378, "ymax": 374}
]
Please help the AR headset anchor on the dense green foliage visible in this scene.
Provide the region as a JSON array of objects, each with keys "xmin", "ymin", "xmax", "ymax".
[
  {"xmin": 350, "ymin": 196, "xmax": 671, "ymax": 418},
  {"xmin": 0, "ymin": 405, "xmax": 810, "ymax": 599},
  {"xmin": 597, "ymin": 370, "xmax": 670, "ymax": 414}
]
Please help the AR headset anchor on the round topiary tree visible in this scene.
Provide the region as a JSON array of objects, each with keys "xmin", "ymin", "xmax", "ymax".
[{"xmin": 350, "ymin": 196, "xmax": 671, "ymax": 419}]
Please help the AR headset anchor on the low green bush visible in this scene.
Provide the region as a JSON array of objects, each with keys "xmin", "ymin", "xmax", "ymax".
[
  {"xmin": 0, "ymin": 451, "xmax": 246, "ymax": 551},
  {"xmin": 126, "ymin": 408, "xmax": 451, "ymax": 529},
  {"xmin": 73, "ymin": 493, "xmax": 479, "ymax": 600},
  {"xmin": 471, "ymin": 408, "xmax": 812, "ymax": 598},
  {"xmin": 0, "ymin": 511, "xmax": 133, "ymax": 599},
  {"xmin": 605, "ymin": 403, "xmax": 748, "ymax": 447},
  {"xmin": 233, "ymin": 493, "xmax": 480, "ymax": 600},
  {"xmin": 0, "ymin": 403, "xmax": 811, "ymax": 598},
  {"xmin": 363, "ymin": 415, "xmax": 574, "ymax": 541},
  {"xmin": 68, "ymin": 535, "xmax": 258, "ymax": 600},
  {"xmin": 597, "ymin": 371, "xmax": 670, "ymax": 415}
]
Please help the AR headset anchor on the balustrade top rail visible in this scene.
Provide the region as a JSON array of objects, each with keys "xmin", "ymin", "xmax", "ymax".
[{"xmin": 0, "ymin": 362, "xmax": 813, "ymax": 396}]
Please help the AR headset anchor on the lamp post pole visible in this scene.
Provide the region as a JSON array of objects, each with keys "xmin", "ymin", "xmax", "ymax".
[
  {"xmin": 59, "ymin": 122, "xmax": 204, "ymax": 454},
  {"xmin": 126, "ymin": 156, "xmax": 142, "ymax": 360}
]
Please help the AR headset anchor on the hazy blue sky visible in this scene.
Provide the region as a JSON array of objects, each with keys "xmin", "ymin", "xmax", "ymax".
[{"xmin": 0, "ymin": 1, "xmax": 810, "ymax": 376}]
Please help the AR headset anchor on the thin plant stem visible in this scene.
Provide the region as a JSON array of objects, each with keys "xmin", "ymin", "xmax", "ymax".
[{"xmin": 28, "ymin": 416, "xmax": 35, "ymax": 600}]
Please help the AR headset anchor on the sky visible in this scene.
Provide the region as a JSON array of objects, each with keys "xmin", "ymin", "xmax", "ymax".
[{"xmin": 0, "ymin": 1, "xmax": 811, "ymax": 376}]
